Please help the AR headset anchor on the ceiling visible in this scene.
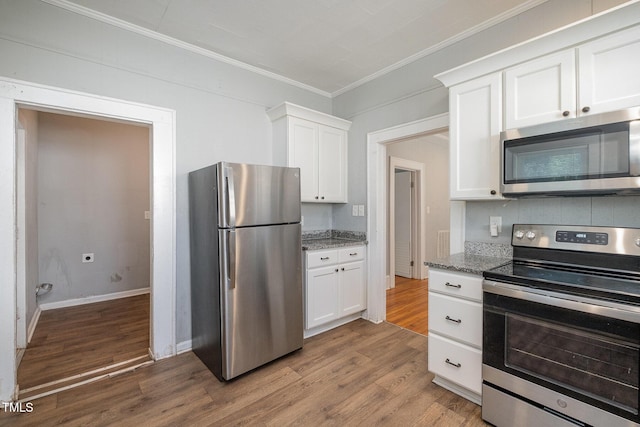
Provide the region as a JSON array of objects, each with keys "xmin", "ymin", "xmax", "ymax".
[{"xmin": 61, "ymin": 0, "xmax": 548, "ymax": 96}]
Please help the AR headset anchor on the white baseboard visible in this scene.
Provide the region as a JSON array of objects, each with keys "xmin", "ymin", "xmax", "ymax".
[
  {"xmin": 39, "ymin": 287, "xmax": 151, "ymax": 311},
  {"xmin": 27, "ymin": 307, "xmax": 42, "ymax": 344},
  {"xmin": 176, "ymin": 339, "xmax": 192, "ymax": 354}
]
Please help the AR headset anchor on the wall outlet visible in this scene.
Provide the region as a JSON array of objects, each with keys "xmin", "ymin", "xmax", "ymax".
[
  {"xmin": 358, "ymin": 205, "xmax": 365, "ymax": 216},
  {"xmin": 352, "ymin": 205, "xmax": 358, "ymax": 216},
  {"xmin": 82, "ymin": 253, "xmax": 94, "ymax": 263},
  {"xmin": 144, "ymin": 210, "xmax": 151, "ymax": 220}
]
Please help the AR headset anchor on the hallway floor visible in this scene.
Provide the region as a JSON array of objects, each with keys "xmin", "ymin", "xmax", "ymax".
[
  {"xmin": 386, "ymin": 276, "xmax": 429, "ymax": 335},
  {"xmin": 17, "ymin": 294, "xmax": 151, "ymax": 400}
]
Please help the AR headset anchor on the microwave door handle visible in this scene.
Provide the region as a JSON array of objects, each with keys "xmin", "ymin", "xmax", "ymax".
[
  {"xmin": 629, "ymin": 120, "xmax": 640, "ymax": 176},
  {"xmin": 225, "ymin": 166, "xmax": 236, "ymax": 228}
]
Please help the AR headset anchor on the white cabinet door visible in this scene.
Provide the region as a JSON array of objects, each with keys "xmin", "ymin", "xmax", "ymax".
[
  {"xmin": 505, "ymin": 50, "xmax": 576, "ymax": 128},
  {"xmin": 288, "ymin": 117, "xmax": 319, "ymax": 202},
  {"xmin": 339, "ymin": 260, "xmax": 365, "ymax": 316},
  {"xmin": 578, "ymin": 25, "xmax": 640, "ymax": 116},
  {"xmin": 449, "ymin": 72, "xmax": 502, "ymax": 200},
  {"xmin": 306, "ymin": 265, "xmax": 339, "ymax": 329},
  {"xmin": 286, "ymin": 118, "xmax": 347, "ymax": 203},
  {"xmin": 318, "ymin": 124, "xmax": 347, "ymax": 203}
]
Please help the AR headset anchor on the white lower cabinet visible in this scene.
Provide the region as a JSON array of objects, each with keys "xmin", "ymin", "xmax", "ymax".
[
  {"xmin": 428, "ymin": 268, "xmax": 483, "ymax": 404},
  {"xmin": 304, "ymin": 245, "xmax": 366, "ymax": 335}
]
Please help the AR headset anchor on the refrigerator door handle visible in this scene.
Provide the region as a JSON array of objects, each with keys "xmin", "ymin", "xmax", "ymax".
[
  {"xmin": 228, "ymin": 230, "xmax": 236, "ymax": 289},
  {"xmin": 225, "ymin": 166, "xmax": 236, "ymax": 228}
]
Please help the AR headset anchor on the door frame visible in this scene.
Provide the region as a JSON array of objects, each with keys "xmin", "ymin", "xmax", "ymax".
[
  {"xmin": 0, "ymin": 77, "xmax": 176, "ymax": 401},
  {"xmin": 388, "ymin": 158, "xmax": 423, "ymax": 288},
  {"xmin": 365, "ymin": 113, "xmax": 464, "ymax": 323}
]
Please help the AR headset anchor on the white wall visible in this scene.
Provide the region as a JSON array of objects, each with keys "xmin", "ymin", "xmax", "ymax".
[
  {"xmin": 36, "ymin": 112, "xmax": 150, "ymax": 303},
  {"xmin": 0, "ymin": 0, "xmax": 331, "ymax": 344}
]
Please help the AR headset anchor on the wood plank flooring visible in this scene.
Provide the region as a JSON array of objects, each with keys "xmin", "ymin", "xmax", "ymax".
[
  {"xmin": 0, "ymin": 319, "xmax": 485, "ymax": 426},
  {"xmin": 17, "ymin": 294, "xmax": 151, "ymax": 395},
  {"xmin": 386, "ymin": 276, "xmax": 429, "ymax": 335}
]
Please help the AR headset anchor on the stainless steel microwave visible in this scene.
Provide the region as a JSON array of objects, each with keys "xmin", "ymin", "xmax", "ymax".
[{"xmin": 501, "ymin": 107, "xmax": 640, "ymax": 197}]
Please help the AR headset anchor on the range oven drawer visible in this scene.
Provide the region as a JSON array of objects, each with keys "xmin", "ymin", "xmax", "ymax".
[
  {"xmin": 428, "ymin": 293, "xmax": 482, "ymax": 347},
  {"xmin": 428, "ymin": 333, "xmax": 481, "ymax": 394}
]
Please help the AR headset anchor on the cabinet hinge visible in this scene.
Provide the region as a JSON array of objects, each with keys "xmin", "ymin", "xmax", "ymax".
[
  {"xmin": 410, "ymin": 261, "xmax": 414, "ymax": 266},
  {"xmin": 410, "ymin": 181, "xmax": 415, "ymax": 188}
]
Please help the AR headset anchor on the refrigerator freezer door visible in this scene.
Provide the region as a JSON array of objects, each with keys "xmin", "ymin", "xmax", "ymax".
[
  {"xmin": 217, "ymin": 162, "xmax": 301, "ymax": 228},
  {"xmin": 219, "ymin": 223, "xmax": 303, "ymax": 379}
]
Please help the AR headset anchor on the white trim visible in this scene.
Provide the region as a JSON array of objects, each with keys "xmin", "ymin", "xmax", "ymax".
[
  {"xmin": 40, "ymin": 0, "xmax": 331, "ymax": 98},
  {"xmin": 38, "ymin": 288, "xmax": 150, "ymax": 311},
  {"xmin": 176, "ymin": 340, "xmax": 193, "ymax": 355},
  {"xmin": 26, "ymin": 307, "xmax": 41, "ymax": 345},
  {"xmin": 366, "ymin": 114, "xmax": 451, "ymax": 324},
  {"xmin": 266, "ymin": 102, "xmax": 351, "ymax": 130},
  {"xmin": 41, "ymin": 0, "xmax": 549, "ymax": 98},
  {"xmin": 331, "ymin": 0, "xmax": 549, "ymax": 97},
  {"xmin": 0, "ymin": 76, "xmax": 177, "ymax": 402},
  {"xmin": 388, "ymin": 157, "xmax": 427, "ymax": 287},
  {"xmin": 303, "ymin": 313, "xmax": 363, "ymax": 339},
  {"xmin": 435, "ymin": 0, "xmax": 640, "ymax": 87}
]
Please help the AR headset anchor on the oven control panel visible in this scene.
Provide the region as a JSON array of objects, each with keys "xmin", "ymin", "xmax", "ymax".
[
  {"xmin": 555, "ymin": 231, "xmax": 608, "ymax": 245},
  {"xmin": 512, "ymin": 224, "xmax": 640, "ymax": 255}
]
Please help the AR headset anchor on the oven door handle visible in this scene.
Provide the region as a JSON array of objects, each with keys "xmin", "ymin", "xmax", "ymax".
[{"xmin": 483, "ymin": 279, "xmax": 640, "ymax": 324}]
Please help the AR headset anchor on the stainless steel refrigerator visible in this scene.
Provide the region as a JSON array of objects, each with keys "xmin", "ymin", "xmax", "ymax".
[{"xmin": 189, "ymin": 161, "xmax": 303, "ymax": 381}]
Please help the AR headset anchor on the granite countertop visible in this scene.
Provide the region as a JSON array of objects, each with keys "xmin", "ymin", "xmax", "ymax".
[
  {"xmin": 301, "ymin": 230, "xmax": 367, "ymax": 251},
  {"xmin": 424, "ymin": 242, "xmax": 512, "ymax": 275},
  {"xmin": 424, "ymin": 253, "xmax": 511, "ymax": 275}
]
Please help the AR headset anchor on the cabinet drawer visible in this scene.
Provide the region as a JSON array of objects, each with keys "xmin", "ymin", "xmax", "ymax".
[
  {"xmin": 307, "ymin": 249, "xmax": 338, "ymax": 268},
  {"xmin": 428, "ymin": 293, "xmax": 482, "ymax": 347},
  {"xmin": 429, "ymin": 269, "xmax": 482, "ymax": 301},
  {"xmin": 428, "ymin": 333, "xmax": 482, "ymax": 395},
  {"xmin": 338, "ymin": 246, "xmax": 364, "ymax": 263}
]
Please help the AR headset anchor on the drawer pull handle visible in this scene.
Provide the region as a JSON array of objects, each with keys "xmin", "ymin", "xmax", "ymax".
[
  {"xmin": 445, "ymin": 315, "xmax": 461, "ymax": 324},
  {"xmin": 445, "ymin": 358, "xmax": 461, "ymax": 368},
  {"xmin": 445, "ymin": 282, "xmax": 461, "ymax": 289},
  {"xmin": 349, "ymin": 252, "xmax": 358, "ymax": 256},
  {"xmin": 320, "ymin": 257, "xmax": 330, "ymax": 260}
]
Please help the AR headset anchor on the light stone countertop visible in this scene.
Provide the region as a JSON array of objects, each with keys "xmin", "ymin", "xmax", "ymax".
[
  {"xmin": 424, "ymin": 252, "xmax": 511, "ymax": 275},
  {"xmin": 301, "ymin": 230, "xmax": 367, "ymax": 251}
]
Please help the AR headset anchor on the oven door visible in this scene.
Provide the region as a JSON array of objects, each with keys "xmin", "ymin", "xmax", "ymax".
[{"xmin": 483, "ymin": 280, "xmax": 640, "ymax": 425}]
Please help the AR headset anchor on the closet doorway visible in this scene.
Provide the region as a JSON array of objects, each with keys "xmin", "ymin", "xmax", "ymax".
[
  {"xmin": 15, "ymin": 110, "xmax": 152, "ymax": 400},
  {"xmin": 0, "ymin": 78, "xmax": 176, "ymax": 403}
]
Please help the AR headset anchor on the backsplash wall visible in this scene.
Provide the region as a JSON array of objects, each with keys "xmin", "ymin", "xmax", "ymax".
[{"xmin": 465, "ymin": 195, "xmax": 640, "ymax": 244}]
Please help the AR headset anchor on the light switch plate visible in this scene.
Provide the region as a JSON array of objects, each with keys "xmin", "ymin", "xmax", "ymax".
[
  {"xmin": 352, "ymin": 205, "xmax": 358, "ymax": 216},
  {"xmin": 489, "ymin": 216, "xmax": 502, "ymax": 233},
  {"xmin": 358, "ymin": 205, "xmax": 365, "ymax": 216}
]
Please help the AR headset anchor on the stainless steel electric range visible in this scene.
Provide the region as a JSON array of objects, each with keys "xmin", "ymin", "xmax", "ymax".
[{"xmin": 482, "ymin": 224, "xmax": 640, "ymax": 427}]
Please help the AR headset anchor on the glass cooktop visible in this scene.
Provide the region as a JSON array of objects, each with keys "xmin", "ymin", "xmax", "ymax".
[{"xmin": 484, "ymin": 261, "xmax": 640, "ymax": 305}]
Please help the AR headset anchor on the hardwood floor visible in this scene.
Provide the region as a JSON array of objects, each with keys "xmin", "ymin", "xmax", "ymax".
[
  {"xmin": 1, "ymin": 319, "xmax": 485, "ymax": 426},
  {"xmin": 17, "ymin": 294, "xmax": 151, "ymax": 399},
  {"xmin": 386, "ymin": 276, "xmax": 429, "ymax": 335}
]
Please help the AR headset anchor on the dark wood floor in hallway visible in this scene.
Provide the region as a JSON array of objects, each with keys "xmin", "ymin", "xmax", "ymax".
[
  {"xmin": 386, "ymin": 276, "xmax": 429, "ymax": 335},
  {"xmin": 17, "ymin": 294, "xmax": 151, "ymax": 400}
]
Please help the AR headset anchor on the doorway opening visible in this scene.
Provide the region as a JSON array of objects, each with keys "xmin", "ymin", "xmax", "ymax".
[
  {"xmin": 15, "ymin": 109, "xmax": 153, "ymax": 400},
  {"xmin": 365, "ymin": 113, "xmax": 459, "ymax": 326},
  {"xmin": 384, "ymin": 132, "xmax": 450, "ymax": 335},
  {"xmin": 0, "ymin": 77, "xmax": 176, "ymax": 403}
]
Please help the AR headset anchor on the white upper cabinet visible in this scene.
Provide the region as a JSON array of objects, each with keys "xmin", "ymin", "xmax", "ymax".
[
  {"xmin": 578, "ymin": 25, "xmax": 640, "ymax": 116},
  {"xmin": 449, "ymin": 73, "xmax": 503, "ymax": 200},
  {"xmin": 505, "ymin": 26, "xmax": 640, "ymax": 129},
  {"xmin": 505, "ymin": 50, "xmax": 576, "ymax": 128},
  {"xmin": 268, "ymin": 102, "xmax": 351, "ymax": 203}
]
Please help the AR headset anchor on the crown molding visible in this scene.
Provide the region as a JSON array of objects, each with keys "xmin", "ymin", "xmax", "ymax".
[
  {"xmin": 40, "ymin": 0, "xmax": 332, "ymax": 98},
  {"xmin": 330, "ymin": 0, "xmax": 549, "ymax": 97}
]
